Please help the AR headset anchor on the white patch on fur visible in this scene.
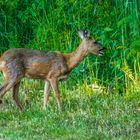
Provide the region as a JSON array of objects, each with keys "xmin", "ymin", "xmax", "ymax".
[{"xmin": 0, "ymin": 61, "xmax": 6, "ymax": 68}]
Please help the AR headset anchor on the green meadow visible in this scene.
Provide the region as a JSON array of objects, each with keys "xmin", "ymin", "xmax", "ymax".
[{"xmin": 0, "ymin": 0, "xmax": 140, "ymax": 139}]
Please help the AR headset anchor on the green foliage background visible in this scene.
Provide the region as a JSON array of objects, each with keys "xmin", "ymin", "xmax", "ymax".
[
  {"xmin": 0, "ymin": 0, "xmax": 140, "ymax": 139},
  {"xmin": 0, "ymin": 0, "xmax": 140, "ymax": 93}
]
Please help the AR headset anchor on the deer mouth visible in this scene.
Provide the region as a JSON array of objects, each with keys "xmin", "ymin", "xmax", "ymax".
[{"xmin": 98, "ymin": 47, "xmax": 105, "ymax": 56}]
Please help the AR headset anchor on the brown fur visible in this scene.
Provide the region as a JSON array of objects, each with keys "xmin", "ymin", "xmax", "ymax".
[{"xmin": 0, "ymin": 30, "xmax": 105, "ymax": 111}]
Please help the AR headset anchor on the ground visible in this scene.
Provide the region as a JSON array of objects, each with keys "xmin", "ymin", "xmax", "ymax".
[{"xmin": 0, "ymin": 82, "xmax": 139, "ymax": 140}]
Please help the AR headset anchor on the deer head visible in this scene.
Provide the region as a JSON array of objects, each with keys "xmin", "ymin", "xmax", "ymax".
[{"xmin": 78, "ymin": 29, "xmax": 105, "ymax": 56}]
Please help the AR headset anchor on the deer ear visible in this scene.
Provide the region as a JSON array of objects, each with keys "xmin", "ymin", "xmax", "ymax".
[{"xmin": 78, "ymin": 29, "xmax": 90, "ymax": 40}]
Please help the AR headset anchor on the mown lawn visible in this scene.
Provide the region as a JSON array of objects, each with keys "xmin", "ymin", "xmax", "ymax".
[{"xmin": 0, "ymin": 85, "xmax": 140, "ymax": 140}]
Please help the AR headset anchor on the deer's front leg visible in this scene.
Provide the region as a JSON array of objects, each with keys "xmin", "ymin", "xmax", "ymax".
[
  {"xmin": 49, "ymin": 78, "xmax": 62, "ymax": 111},
  {"xmin": 43, "ymin": 80, "xmax": 51, "ymax": 110}
]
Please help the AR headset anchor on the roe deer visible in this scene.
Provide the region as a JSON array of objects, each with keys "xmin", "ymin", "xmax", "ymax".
[{"xmin": 0, "ymin": 29, "xmax": 105, "ymax": 111}]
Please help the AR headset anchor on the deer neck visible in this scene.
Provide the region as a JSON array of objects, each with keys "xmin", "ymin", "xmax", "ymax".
[{"xmin": 64, "ymin": 41, "xmax": 89, "ymax": 71}]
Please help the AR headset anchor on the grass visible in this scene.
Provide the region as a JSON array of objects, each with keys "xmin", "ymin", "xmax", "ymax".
[
  {"xmin": 0, "ymin": 0, "xmax": 140, "ymax": 139},
  {"xmin": 0, "ymin": 79, "xmax": 140, "ymax": 140}
]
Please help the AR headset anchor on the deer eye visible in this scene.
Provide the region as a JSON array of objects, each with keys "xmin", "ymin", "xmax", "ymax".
[{"xmin": 94, "ymin": 41, "xmax": 97, "ymax": 44}]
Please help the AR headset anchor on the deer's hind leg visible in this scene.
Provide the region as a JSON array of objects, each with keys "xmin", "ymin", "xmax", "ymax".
[
  {"xmin": 12, "ymin": 81, "xmax": 23, "ymax": 111},
  {"xmin": 0, "ymin": 62, "xmax": 24, "ymax": 109},
  {"xmin": 0, "ymin": 76, "xmax": 22, "ymax": 99},
  {"xmin": 0, "ymin": 69, "xmax": 12, "ymax": 99},
  {"xmin": 0, "ymin": 82, "xmax": 8, "ymax": 104}
]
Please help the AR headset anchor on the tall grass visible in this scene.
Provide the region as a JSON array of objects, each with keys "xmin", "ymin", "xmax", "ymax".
[
  {"xmin": 0, "ymin": 1, "xmax": 140, "ymax": 139},
  {"xmin": 0, "ymin": 0, "xmax": 140, "ymax": 94}
]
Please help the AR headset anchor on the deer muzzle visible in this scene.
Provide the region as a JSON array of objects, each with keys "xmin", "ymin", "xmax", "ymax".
[{"xmin": 98, "ymin": 47, "xmax": 105, "ymax": 56}]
